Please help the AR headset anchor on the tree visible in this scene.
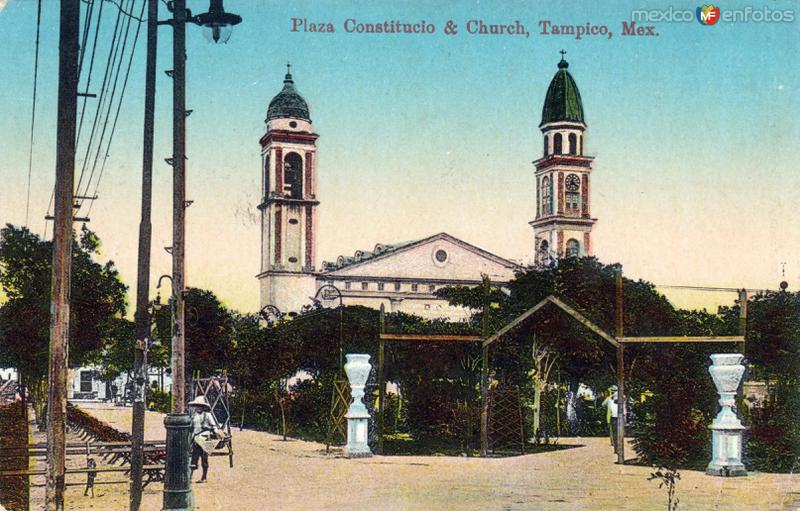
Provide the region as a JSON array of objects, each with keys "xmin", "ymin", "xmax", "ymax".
[
  {"xmin": 529, "ymin": 334, "xmax": 559, "ymax": 440},
  {"xmin": 742, "ymin": 290, "xmax": 800, "ymax": 472},
  {"xmin": 0, "ymin": 224, "xmax": 128, "ymax": 421},
  {"xmin": 85, "ymin": 317, "xmax": 137, "ymax": 381},
  {"xmin": 151, "ymin": 287, "xmax": 235, "ymax": 379}
]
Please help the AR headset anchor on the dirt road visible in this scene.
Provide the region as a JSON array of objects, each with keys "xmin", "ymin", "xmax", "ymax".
[{"xmin": 50, "ymin": 403, "xmax": 799, "ymax": 511}]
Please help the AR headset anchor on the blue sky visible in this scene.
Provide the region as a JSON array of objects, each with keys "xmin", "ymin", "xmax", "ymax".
[{"xmin": 1, "ymin": 0, "xmax": 798, "ymax": 312}]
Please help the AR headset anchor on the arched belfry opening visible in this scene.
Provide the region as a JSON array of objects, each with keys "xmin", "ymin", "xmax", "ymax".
[
  {"xmin": 553, "ymin": 133, "xmax": 563, "ymax": 155},
  {"xmin": 284, "ymin": 152, "xmax": 303, "ymax": 199},
  {"xmin": 566, "ymin": 238, "xmax": 580, "ymax": 257}
]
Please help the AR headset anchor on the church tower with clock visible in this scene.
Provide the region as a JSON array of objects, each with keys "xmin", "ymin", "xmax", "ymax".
[
  {"xmin": 257, "ymin": 66, "xmax": 320, "ymax": 313},
  {"xmin": 530, "ymin": 54, "xmax": 596, "ymax": 265}
]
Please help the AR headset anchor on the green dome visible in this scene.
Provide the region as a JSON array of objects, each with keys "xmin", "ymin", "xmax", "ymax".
[
  {"xmin": 540, "ymin": 59, "xmax": 585, "ymax": 126},
  {"xmin": 266, "ymin": 69, "xmax": 310, "ymax": 122}
]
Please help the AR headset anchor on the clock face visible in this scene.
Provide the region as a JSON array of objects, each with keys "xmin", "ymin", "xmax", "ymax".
[{"xmin": 565, "ymin": 174, "xmax": 580, "ymax": 192}]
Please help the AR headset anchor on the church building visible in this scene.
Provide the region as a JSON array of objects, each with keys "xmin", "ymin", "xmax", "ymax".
[{"xmin": 256, "ymin": 56, "xmax": 595, "ymax": 319}]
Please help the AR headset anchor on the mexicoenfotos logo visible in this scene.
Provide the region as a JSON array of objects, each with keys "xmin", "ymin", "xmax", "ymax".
[{"xmin": 697, "ymin": 4, "xmax": 721, "ymax": 25}]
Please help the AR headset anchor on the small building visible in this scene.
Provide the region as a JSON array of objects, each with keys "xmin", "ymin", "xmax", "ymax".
[
  {"xmin": 68, "ymin": 367, "xmax": 121, "ymax": 401},
  {"xmin": 67, "ymin": 367, "xmax": 171, "ymax": 402}
]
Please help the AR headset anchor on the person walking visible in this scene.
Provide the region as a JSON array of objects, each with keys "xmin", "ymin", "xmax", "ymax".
[
  {"xmin": 602, "ymin": 385, "xmax": 619, "ymax": 454},
  {"xmin": 83, "ymin": 457, "xmax": 96, "ymax": 497},
  {"xmin": 188, "ymin": 395, "xmax": 217, "ymax": 483}
]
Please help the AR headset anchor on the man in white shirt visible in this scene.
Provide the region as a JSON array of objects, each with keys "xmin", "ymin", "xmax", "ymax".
[{"xmin": 602, "ymin": 385, "xmax": 619, "ymax": 454}]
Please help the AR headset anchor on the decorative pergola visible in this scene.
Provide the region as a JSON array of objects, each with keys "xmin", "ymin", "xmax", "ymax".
[
  {"xmin": 481, "ymin": 270, "xmax": 746, "ymax": 463},
  {"xmin": 372, "ymin": 270, "xmax": 746, "ymax": 460}
]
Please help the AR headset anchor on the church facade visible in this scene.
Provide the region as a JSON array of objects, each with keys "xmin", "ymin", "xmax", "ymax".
[{"xmin": 257, "ymin": 57, "xmax": 595, "ymax": 319}]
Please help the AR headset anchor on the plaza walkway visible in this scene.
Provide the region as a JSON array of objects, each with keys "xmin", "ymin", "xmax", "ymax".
[{"xmin": 59, "ymin": 403, "xmax": 799, "ymax": 511}]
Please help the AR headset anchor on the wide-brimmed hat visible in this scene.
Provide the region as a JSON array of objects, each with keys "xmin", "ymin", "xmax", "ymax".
[{"xmin": 188, "ymin": 395, "xmax": 211, "ymax": 410}]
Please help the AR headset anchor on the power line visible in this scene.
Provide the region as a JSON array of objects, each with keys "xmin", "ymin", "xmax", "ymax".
[
  {"xmin": 76, "ymin": 0, "xmax": 104, "ymax": 147},
  {"xmin": 73, "ymin": 0, "xmax": 125, "ymax": 203},
  {"xmin": 77, "ymin": 0, "xmax": 94, "ymax": 74},
  {"xmin": 85, "ymin": 0, "xmax": 147, "ymax": 218},
  {"xmin": 105, "ymin": 0, "xmax": 145, "ymax": 22},
  {"xmin": 77, "ymin": 0, "xmax": 139, "ymax": 214},
  {"xmin": 654, "ymin": 284, "xmax": 774, "ymax": 295},
  {"xmin": 25, "ymin": 0, "xmax": 43, "ymax": 228},
  {"xmin": 46, "ymin": 0, "xmax": 102, "ymax": 239}
]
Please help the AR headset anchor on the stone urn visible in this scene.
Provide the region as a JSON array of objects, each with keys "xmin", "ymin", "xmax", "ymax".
[
  {"xmin": 707, "ymin": 353, "xmax": 747, "ymax": 477},
  {"xmin": 344, "ymin": 354, "xmax": 372, "ymax": 458}
]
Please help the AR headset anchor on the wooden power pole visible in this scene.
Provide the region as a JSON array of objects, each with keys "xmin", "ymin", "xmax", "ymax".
[
  {"xmin": 615, "ymin": 268, "xmax": 625, "ymax": 465},
  {"xmin": 738, "ymin": 288, "xmax": 747, "ymax": 354},
  {"xmin": 171, "ymin": 0, "xmax": 187, "ymax": 418},
  {"xmin": 130, "ymin": 0, "xmax": 158, "ymax": 508},
  {"xmin": 162, "ymin": 1, "xmax": 193, "ymax": 509},
  {"xmin": 377, "ymin": 304, "xmax": 386, "ymax": 454},
  {"xmin": 46, "ymin": 0, "xmax": 80, "ymax": 509},
  {"xmin": 480, "ymin": 275, "xmax": 490, "ymax": 457}
]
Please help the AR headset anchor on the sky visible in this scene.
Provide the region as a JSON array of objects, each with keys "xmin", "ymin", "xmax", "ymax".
[{"xmin": 0, "ymin": 0, "xmax": 798, "ymax": 314}]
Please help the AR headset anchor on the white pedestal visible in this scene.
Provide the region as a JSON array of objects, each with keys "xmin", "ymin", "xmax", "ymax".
[
  {"xmin": 707, "ymin": 353, "xmax": 747, "ymax": 477},
  {"xmin": 344, "ymin": 354, "xmax": 372, "ymax": 458}
]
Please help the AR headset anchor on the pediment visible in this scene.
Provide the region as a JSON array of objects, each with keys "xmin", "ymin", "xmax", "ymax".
[{"xmin": 324, "ymin": 233, "xmax": 520, "ymax": 282}]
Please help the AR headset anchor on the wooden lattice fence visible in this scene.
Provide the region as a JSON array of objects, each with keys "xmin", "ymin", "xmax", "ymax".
[{"xmin": 487, "ymin": 385, "xmax": 526, "ymax": 455}]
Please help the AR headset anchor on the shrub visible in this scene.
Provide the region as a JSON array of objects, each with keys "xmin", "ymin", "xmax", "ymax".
[
  {"xmin": 148, "ymin": 386, "xmax": 171, "ymax": 414},
  {"xmin": 746, "ymin": 385, "xmax": 800, "ymax": 472}
]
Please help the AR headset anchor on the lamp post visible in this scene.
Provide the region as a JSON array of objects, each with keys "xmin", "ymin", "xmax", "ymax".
[
  {"xmin": 160, "ymin": 2, "xmax": 241, "ymax": 510},
  {"xmin": 259, "ymin": 304, "xmax": 283, "ymax": 326}
]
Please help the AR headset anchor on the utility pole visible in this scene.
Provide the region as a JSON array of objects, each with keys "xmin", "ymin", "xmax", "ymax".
[
  {"xmin": 171, "ymin": 0, "xmax": 188, "ymax": 420},
  {"xmin": 615, "ymin": 267, "xmax": 625, "ymax": 465},
  {"xmin": 377, "ymin": 303, "xmax": 385, "ymax": 454},
  {"xmin": 130, "ymin": 0, "xmax": 158, "ymax": 508},
  {"xmin": 480, "ymin": 275, "xmax": 490, "ymax": 457},
  {"xmin": 738, "ymin": 288, "xmax": 747, "ymax": 355},
  {"xmin": 163, "ymin": 0, "xmax": 193, "ymax": 509},
  {"xmin": 46, "ymin": 1, "xmax": 79, "ymax": 509}
]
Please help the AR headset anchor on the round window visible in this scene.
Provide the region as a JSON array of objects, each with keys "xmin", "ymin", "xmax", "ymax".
[
  {"xmin": 288, "ymin": 257, "xmax": 298, "ymax": 263},
  {"xmin": 435, "ymin": 249, "xmax": 448, "ymax": 263},
  {"xmin": 289, "ymin": 121, "xmax": 298, "ymax": 128}
]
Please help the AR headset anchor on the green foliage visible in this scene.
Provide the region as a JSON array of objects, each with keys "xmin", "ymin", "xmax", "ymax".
[
  {"xmin": 151, "ymin": 287, "xmax": 235, "ymax": 377},
  {"xmin": 147, "ymin": 385, "xmax": 172, "ymax": 414},
  {"xmin": 745, "ymin": 291, "xmax": 800, "ymax": 384},
  {"xmin": 578, "ymin": 396, "xmax": 608, "ymax": 436},
  {"xmin": 742, "ymin": 290, "xmax": 800, "ymax": 472},
  {"xmin": 747, "ymin": 389, "xmax": 800, "ymax": 472},
  {"xmin": 87, "ymin": 317, "xmax": 136, "ymax": 380},
  {"xmin": 648, "ymin": 466, "xmax": 680, "ymax": 511},
  {"xmin": 0, "ymin": 225, "xmax": 128, "ymax": 382}
]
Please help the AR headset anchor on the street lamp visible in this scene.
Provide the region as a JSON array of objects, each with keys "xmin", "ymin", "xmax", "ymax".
[
  {"xmin": 311, "ymin": 284, "xmax": 344, "ymax": 309},
  {"xmin": 194, "ymin": 0, "xmax": 242, "ymax": 43},
  {"xmin": 259, "ymin": 304, "xmax": 283, "ymax": 326},
  {"xmin": 158, "ymin": 2, "xmax": 242, "ymax": 510}
]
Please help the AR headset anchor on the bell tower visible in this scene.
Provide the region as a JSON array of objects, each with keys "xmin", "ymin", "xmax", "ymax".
[
  {"xmin": 531, "ymin": 53, "xmax": 596, "ymax": 265},
  {"xmin": 257, "ymin": 65, "xmax": 319, "ymax": 313}
]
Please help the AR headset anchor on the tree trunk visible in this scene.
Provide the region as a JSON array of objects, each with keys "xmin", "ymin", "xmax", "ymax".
[
  {"xmin": 532, "ymin": 384, "xmax": 542, "ymax": 439},
  {"xmin": 565, "ymin": 378, "xmax": 580, "ymax": 436},
  {"xmin": 274, "ymin": 387, "xmax": 288, "ymax": 440}
]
